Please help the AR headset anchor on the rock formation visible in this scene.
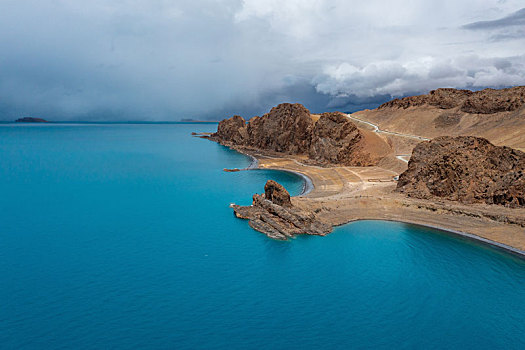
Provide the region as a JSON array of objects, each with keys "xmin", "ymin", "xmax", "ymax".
[
  {"xmin": 214, "ymin": 115, "xmax": 248, "ymax": 144},
  {"xmin": 379, "ymin": 86, "xmax": 525, "ymax": 114},
  {"xmin": 309, "ymin": 112, "xmax": 389, "ymax": 166},
  {"xmin": 231, "ymin": 180, "xmax": 332, "ymax": 240},
  {"xmin": 396, "ymin": 136, "xmax": 525, "ymax": 207},
  {"xmin": 263, "ymin": 180, "xmax": 292, "ymax": 207},
  {"xmin": 211, "ymin": 103, "xmax": 391, "ymax": 166},
  {"xmin": 460, "ymin": 87, "xmax": 525, "ymax": 114},
  {"xmin": 246, "ymin": 103, "xmax": 313, "ymax": 154}
]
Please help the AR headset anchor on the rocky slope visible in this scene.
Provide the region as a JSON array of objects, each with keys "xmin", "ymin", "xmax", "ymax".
[
  {"xmin": 309, "ymin": 112, "xmax": 390, "ymax": 166},
  {"xmin": 231, "ymin": 180, "xmax": 332, "ymax": 240},
  {"xmin": 396, "ymin": 136, "xmax": 525, "ymax": 207},
  {"xmin": 353, "ymin": 86, "xmax": 525, "ymax": 152},
  {"xmin": 378, "ymin": 86, "xmax": 525, "ymax": 114},
  {"xmin": 247, "ymin": 103, "xmax": 313, "ymax": 154},
  {"xmin": 211, "ymin": 103, "xmax": 391, "ymax": 166}
]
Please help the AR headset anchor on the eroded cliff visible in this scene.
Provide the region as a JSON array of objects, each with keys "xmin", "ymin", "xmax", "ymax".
[
  {"xmin": 211, "ymin": 103, "xmax": 391, "ymax": 166},
  {"xmin": 396, "ymin": 136, "xmax": 525, "ymax": 207}
]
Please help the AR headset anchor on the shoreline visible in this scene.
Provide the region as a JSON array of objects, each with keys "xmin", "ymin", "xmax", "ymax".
[
  {"xmin": 238, "ymin": 148, "xmax": 525, "ymax": 258},
  {"xmin": 337, "ymin": 218, "xmax": 525, "ymax": 259},
  {"xmin": 209, "ymin": 138, "xmax": 525, "ymax": 257},
  {"xmin": 268, "ymin": 168, "xmax": 314, "ymax": 196},
  {"xmin": 235, "ymin": 149, "xmax": 314, "ymax": 196}
]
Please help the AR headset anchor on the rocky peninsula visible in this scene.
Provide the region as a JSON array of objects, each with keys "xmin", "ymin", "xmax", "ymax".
[
  {"xmin": 207, "ymin": 87, "xmax": 525, "ymax": 255},
  {"xmin": 231, "ymin": 180, "xmax": 331, "ymax": 240}
]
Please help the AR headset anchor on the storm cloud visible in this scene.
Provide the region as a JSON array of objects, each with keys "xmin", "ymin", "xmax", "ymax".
[
  {"xmin": 0, "ymin": 0, "xmax": 524, "ymax": 121},
  {"xmin": 463, "ymin": 7, "xmax": 525, "ymax": 30}
]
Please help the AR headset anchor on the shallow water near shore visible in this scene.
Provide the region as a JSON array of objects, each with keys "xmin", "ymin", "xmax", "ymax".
[{"xmin": 1, "ymin": 123, "xmax": 524, "ymax": 349}]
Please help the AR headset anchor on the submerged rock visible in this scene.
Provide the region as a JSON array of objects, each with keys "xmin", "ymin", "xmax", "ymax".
[
  {"xmin": 396, "ymin": 136, "xmax": 525, "ymax": 207},
  {"xmin": 231, "ymin": 180, "xmax": 331, "ymax": 240}
]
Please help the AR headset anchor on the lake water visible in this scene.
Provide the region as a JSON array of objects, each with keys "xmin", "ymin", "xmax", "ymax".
[{"xmin": 1, "ymin": 123, "xmax": 524, "ymax": 349}]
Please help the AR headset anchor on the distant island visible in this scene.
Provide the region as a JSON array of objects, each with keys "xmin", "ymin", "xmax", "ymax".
[
  {"xmin": 206, "ymin": 86, "xmax": 525, "ymax": 256},
  {"xmin": 15, "ymin": 117, "xmax": 49, "ymax": 123},
  {"xmin": 180, "ymin": 118, "xmax": 219, "ymax": 123}
]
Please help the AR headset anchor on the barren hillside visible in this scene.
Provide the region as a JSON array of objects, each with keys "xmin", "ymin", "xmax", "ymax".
[{"xmin": 353, "ymin": 86, "xmax": 525, "ymax": 151}]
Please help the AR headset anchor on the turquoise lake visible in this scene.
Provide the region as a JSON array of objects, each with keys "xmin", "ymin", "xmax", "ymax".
[{"xmin": 1, "ymin": 123, "xmax": 524, "ymax": 349}]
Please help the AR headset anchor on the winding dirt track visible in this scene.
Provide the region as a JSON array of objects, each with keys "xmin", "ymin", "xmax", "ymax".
[{"xmin": 346, "ymin": 113, "xmax": 430, "ymax": 141}]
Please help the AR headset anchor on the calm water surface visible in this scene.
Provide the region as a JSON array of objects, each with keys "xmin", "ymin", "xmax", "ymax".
[{"xmin": 1, "ymin": 124, "xmax": 524, "ymax": 349}]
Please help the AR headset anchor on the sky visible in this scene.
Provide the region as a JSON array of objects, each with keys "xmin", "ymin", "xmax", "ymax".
[{"xmin": 0, "ymin": 0, "xmax": 524, "ymax": 121}]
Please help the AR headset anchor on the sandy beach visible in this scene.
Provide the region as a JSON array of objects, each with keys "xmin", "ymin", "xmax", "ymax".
[{"xmin": 234, "ymin": 147, "xmax": 525, "ymax": 257}]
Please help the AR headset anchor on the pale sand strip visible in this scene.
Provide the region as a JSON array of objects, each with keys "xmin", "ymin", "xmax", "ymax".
[{"xmin": 253, "ymin": 154, "xmax": 525, "ymax": 257}]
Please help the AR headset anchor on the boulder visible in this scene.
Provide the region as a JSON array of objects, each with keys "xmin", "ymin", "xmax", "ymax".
[{"xmin": 264, "ymin": 180, "xmax": 292, "ymax": 208}]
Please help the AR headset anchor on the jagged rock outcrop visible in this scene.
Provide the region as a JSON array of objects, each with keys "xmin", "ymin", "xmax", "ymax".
[
  {"xmin": 264, "ymin": 180, "xmax": 292, "ymax": 207},
  {"xmin": 212, "ymin": 103, "xmax": 391, "ymax": 166},
  {"xmin": 231, "ymin": 180, "xmax": 332, "ymax": 240},
  {"xmin": 246, "ymin": 103, "xmax": 314, "ymax": 154},
  {"xmin": 379, "ymin": 86, "xmax": 525, "ymax": 114},
  {"xmin": 309, "ymin": 112, "xmax": 387, "ymax": 166},
  {"xmin": 379, "ymin": 88, "xmax": 472, "ymax": 110},
  {"xmin": 214, "ymin": 115, "xmax": 248, "ymax": 144},
  {"xmin": 396, "ymin": 136, "xmax": 525, "ymax": 207},
  {"xmin": 460, "ymin": 87, "xmax": 525, "ymax": 114}
]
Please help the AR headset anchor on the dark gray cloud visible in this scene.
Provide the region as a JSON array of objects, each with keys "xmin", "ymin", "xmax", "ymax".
[
  {"xmin": 463, "ymin": 8, "xmax": 525, "ymax": 30},
  {"xmin": 0, "ymin": 1, "xmax": 524, "ymax": 121}
]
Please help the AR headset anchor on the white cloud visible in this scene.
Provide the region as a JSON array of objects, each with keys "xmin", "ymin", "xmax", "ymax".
[
  {"xmin": 0, "ymin": 0, "xmax": 524, "ymax": 120},
  {"xmin": 314, "ymin": 55, "xmax": 525, "ymax": 97}
]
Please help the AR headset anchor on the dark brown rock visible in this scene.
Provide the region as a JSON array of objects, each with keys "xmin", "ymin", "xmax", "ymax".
[
  {"xmin": 460, "ymin": 86, "xmax": 525, "ymax": 114},
  {"xmin": 214, "ymin": 115, "xmax": 248, "ymax": 144},
  {"xmin": 264, "ymin": 180, "xmax": 292, "ymax": 207},
  {"xmin": 212, "ymin": 103, "xmax": 391, "ymax": 166},
  {"xmin": 245, "ymin": 103, "xmax": 314, "ymax": 154},
  {"xmin": 396, "ymin": 136, "xmax": 525, "ymax": 207},
  {"xmin": 379, "ymin": 86, "xmax": 525, "ymax": 114},
  {"xmin": 231, "ymin": 180, "xmax": 332, "ymax": 240},
  {"xmin": 309, "ymin": 112, "xmax": 382, "ymax": 166},
  {"xmin": 379, "ymin": 88, "xmax": 472, "ymax": 110}
]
